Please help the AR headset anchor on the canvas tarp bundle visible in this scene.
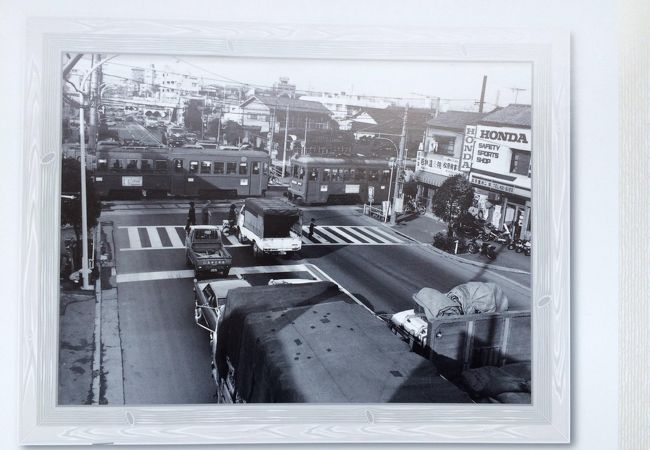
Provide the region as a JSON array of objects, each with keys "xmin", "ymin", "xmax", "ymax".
[
  {"xmin": 216, "ymin": 282, "xmax": 472, "ymax": 403},
  {"xmin": 243, "ymin": 198, "xmax": 300, "ymax": 238}
]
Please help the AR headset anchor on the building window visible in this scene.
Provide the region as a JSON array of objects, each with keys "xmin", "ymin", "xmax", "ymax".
[
  {"xmin": 510, "ymin": 151, "xmax": 531, "ymax": 176},
  {"xmin": 432, "ymin": 135, "xmax": 456, "ymax": 156}
]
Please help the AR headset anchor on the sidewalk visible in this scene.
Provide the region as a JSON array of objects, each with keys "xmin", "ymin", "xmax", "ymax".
[
  {"xmin": 58, "ymin": 286, "xmax": 95, "ymax": 405},
  {"xmin": 375, "ymin": 213, "xmax": 531, "ymax": 274}
]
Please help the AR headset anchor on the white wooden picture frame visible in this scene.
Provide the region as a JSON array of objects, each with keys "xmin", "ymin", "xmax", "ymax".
[{"xmin": 19, "ymin": 19, "xmax": 570, "ymax": 445}]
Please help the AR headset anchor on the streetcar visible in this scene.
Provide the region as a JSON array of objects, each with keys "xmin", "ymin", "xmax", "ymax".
[
  {"xmin": 287, "ymin": 155, "xmax": 395, "ymax": 205},
  {"xmin": 93, "ymin": 146, "xmax": 271, "ymax": 199}
]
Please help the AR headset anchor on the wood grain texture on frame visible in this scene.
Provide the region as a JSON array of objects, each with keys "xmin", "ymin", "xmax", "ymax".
[{"xmin": 19, "ymin": 18, "xmax": 570, "ymax": 445}]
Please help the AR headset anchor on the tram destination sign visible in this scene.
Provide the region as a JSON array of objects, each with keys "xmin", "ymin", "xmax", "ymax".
[{"xmin": 122, "ymin": 176, "xmax": 143, "ymax": 187}]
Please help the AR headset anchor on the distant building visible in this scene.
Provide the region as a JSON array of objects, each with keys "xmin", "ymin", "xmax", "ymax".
[
  {"xmin": 273, "ymin": 77, "xmax": 296, "ymax": 98},
  {"xmin": 415, "ymin": 110, "xmax": 489, "ymax": 208},
  {"xmin": 299, "ymin": 92, "xmax": 391, "ymax": 125}
]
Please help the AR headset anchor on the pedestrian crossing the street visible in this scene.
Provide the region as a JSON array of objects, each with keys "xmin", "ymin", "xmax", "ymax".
[{"xmin": 118, "ymin": 225, "xmax": 411, "ymax": 251}]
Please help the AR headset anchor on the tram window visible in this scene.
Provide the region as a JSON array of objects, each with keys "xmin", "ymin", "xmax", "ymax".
[
  {"xmin": 381, "ymin": 169, "xmax": 391, "ymax": 183},
  {"xmin": 173, "ymin": 159, "xmax": 184, "ymax": 173},
  {"xmin": 332, "ymin": 168, "xmax": 343, "ymax": 182},
  {"xmin": 252, "ymin": 161, "xmax": 260, "ymax": 175},
  {"xmin": 141, "ymin": 160, "xmax": 152, "ymax": 172},
  {"xmin": 263, "ymin": 162, "xmax": 269, "ymax": 175},
  {"xmin": 200, "ymin": 161, "xmax": 212, "ymax": 174},
  {"xmin": 355, "ymin": 168, "xmax": 366, "ymax": 181},
  {"xmin": 323, "ymin": 168, "xmax": 331, "ymax": 182},
  {"xmin": 154, "ymin": 160, "xmax": 168, "ymax": 173},
  {"xmin": 239, "ymin": 162, "xmax": 248, "ymax": 175},
  {"xmin": 308, "ymin": 168, "xmax": 318, "ymax": 181},
  {"xmin": 368, "ymin": 169, "xmax": 378, "ymax": 181},
  {"xmin": 97, "ymin": 159, "xmax": 108, "ymax": 171},
  {"xmin": 343, "ymin": 169, "xmax": 352, "ymax": 181},
  {"xmin": 226, "ymin": 162, "xmax": 237, "ymax": 174},
  {"xmin": 127, "ymin": 159, "xmax": 139, "ymax": 171},
  {"xmin": 214, "ymin": 161, "xmax": 224, "ymax": 174},
  {"xmin": 298, "ymin": 167, "xmax": 305, "ymax": 180},
  {"xmin": 292, "ymin": 165, "xmax": 299, "ymax": 177},
  {"xmin": 111, "ymin": 159, "xmax": 123, "ymax": 171},
  {"xmin": 189, "ymin": 161, "xmax": 199, "ymax": 174}
]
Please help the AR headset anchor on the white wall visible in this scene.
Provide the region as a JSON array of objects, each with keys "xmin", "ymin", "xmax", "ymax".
[{"xmin": 0, "ymin": 0, "xmax": 617, "ymax": 448}]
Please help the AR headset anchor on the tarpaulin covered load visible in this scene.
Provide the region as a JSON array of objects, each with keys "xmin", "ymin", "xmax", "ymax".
[
  {"xmin": 216, "ymin": 282, "xmax": 472, "ymax": 403},
  {"xmin": 244, "ymin": 198, "xmax": 300, "ymax": 217},
  {"xmin": 243, "ymin": 198, "xmax": 301, "ymax": 238},
  {"xmin": 413, "ymin": 282, "xmax": 508, "ymax": 321}
]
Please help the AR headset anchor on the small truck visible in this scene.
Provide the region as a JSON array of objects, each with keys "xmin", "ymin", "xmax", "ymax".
[
  {"xmin": 185, "ymin": 225, "xmax": 232, "ymax": 278},
  {"xmin": 235, "ymin": 198, "xmax": 302, "ymax": 258}
]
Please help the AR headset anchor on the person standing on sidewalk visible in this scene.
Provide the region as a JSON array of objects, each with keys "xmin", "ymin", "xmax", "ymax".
[{"xmin": 308, "ymin": 218, "xmax": 316, "ymax": 238}]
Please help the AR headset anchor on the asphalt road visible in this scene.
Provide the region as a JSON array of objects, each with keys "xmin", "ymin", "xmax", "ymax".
[{"xmin": 103, "ymin": 201, "xmax": 530, "ymax": 404}]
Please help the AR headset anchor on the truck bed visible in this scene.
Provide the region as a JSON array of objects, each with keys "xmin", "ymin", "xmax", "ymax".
[{"xmin": 216, "ymin": 282, "xmax": 472, "ymax": 403}]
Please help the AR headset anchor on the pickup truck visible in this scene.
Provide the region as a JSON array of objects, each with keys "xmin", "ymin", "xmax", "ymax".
[
  {"xmin": 235, "ymin": 198, "xmax": 302, "ymax": 258},
  {"xmin": 185, "ymin": 225, "xmax": 232, "ymax": 278}
]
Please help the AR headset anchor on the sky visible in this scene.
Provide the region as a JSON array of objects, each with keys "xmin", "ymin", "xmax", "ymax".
[{"xmin": 71, "ymin": 53, "xmax": 532, "ymax": 110}]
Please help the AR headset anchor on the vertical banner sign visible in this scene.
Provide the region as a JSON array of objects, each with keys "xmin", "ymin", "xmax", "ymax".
[{"xmin": 461, "ymin": 126, "xmax": 476, "ymax": 172}]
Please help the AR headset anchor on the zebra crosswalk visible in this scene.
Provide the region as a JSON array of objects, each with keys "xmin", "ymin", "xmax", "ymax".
[{"xmin": 118, "ymin": 225, "xmax": 410, "ymax": 251}]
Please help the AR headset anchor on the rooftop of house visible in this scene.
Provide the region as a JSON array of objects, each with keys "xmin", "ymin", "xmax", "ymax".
[
  {"xmin": 479, "ymin": 104, "xmax": 531, "ymax": 128},
  {"xmin": 240, "ymin": 94, "xmax": 332, "ymax": 115},
  {"xmin": 425, "ymin": 110, "xmax": 490, "ymax": 131}
]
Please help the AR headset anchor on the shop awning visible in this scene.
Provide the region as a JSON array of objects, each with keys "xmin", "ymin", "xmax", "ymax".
[{"xmin": 415, "ymin": 170, "xmax": 449, "ymax": 187}]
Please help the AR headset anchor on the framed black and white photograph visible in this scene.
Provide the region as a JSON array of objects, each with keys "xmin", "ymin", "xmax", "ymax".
[{"xmin": 19, "ymin": 19, "xmax": 570, "ymax": 445}]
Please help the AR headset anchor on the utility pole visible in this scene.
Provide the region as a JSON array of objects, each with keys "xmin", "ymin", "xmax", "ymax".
[
  {"xmin": 281, "ymin": 104, "xmax": 290, "ymax": 178},
  {"xmin": 303, "ymin": 117, "xmax": 308, "ymax": 155},
  {"xmin": 390, "ymin": 105, "xmax": 408, "ymax": 226},
  {"xmin": 478, "ymin": 75, "xmax": 487, "ymax": 113},
  {"xmin": 88, "ymin": 54, "xmax": 101, "ymax": 151},
  {"xmin": 268, "ymin": 108, "xmax": 275, "ymax": 157}
]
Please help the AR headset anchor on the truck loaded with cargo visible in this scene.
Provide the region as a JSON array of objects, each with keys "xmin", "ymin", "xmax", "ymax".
[
  {"xmin": 193, "ymin": 278, "xmax": 532, "ymax": 403},
  {"xmin": 234, "ymin": 198, "xmax": 302, "ymax": 258},
  {"xmin": 193, "ymin": 280, "xmax": 474, "ymax": 403}
]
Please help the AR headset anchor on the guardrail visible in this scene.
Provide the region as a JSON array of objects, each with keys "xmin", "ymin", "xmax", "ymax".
[{"xmin": 363, "ymin": 203, "xmax": 388, "ymax": 222}]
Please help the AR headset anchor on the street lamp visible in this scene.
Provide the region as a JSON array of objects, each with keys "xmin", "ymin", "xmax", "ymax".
[
  {"xmin": 372, "ymin": 136, "xmax": 399, "ymax": 222},
  {"xmin": 77, "ymin": 54, "xmax": 116, "ymax": 290}
]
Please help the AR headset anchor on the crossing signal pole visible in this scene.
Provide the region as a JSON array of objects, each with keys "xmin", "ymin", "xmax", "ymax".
[{"xmin": 390, "ymin": 105, "xmax": 408, "ymax": 226}]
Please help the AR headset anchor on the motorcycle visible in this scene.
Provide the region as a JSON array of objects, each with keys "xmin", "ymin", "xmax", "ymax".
[
  {"xmin": 484, "ymin": 223, "xmax": 512, "ymax": 245},
  {"xmin": 467, "ymin": 238, "xmax": 497, "ymax": 260}
]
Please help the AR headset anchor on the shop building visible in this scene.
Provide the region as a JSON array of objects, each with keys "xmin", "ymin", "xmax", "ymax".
[
  {"xmin": 414, "ymin": 110, "xmax": 488, "ymax": 209},
  {"xmin": 467, "ymin": 104, "xmax": 532, "ymax": 239}
]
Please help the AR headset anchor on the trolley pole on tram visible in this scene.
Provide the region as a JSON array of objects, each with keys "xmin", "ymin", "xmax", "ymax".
[{"xmin": 389, "ymin": 105, "xmax": 409, "ymax": 226}]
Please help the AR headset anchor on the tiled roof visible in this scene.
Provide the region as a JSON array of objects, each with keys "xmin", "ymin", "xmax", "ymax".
[
  {"xmin": 241, "ymin": 95, "xmax": 331, "ymax": 115},
  {"xmin": 480, "ymin": 104, "xmax": 531, "ymax": 127},
  {"xmin": 351, "ymin": 106, "xmax": 433, "ymax": 134},
  {"xmin": 425, "ymin": 111, "xmax": 489, "ymax": 131}
]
